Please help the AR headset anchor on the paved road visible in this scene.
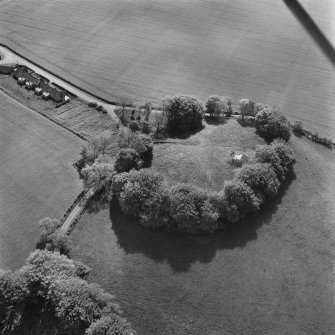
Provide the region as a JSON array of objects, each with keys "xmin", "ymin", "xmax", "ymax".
[{"xmin": 0, "ymin": 45, "xmax": 121, "ymax": 124}]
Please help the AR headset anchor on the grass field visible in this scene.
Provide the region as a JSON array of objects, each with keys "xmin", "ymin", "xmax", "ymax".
[
  {"xmin": 0, "ymin": 0, "xmax": 334, "ymax": 137},
  {"xmin": 152, "ymin": 118, "xmax": 266, "ymax": 191},
  {"xmin": 0, "ymin": 91, "xmax": 84, "ymax": 270},
  {"xmin": 71, "ymin": 135, "xmax": 335, "ymax": 335}
]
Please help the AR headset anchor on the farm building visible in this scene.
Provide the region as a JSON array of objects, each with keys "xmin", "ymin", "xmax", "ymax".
[{"xmin": 25, "ymin": 73, "xmax": 40, "ymax": 90}]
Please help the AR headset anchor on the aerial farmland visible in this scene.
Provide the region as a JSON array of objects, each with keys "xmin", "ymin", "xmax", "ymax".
[
  {"xmin": 0, "ymin": 92, "xmax": 84, "ymax": 269},
  {"xmin": 0, "ymin": 0, "xmax": 334, "ymax": 137},
  {"xmin": 0, "ymin": 0, "xmax": 335, "ymax": 334}
]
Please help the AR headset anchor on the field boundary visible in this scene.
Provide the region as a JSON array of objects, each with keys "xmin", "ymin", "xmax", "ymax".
[
  {"xmin": 0, "ymin": 85, "xmax": 88, "ymax": 141},
  {"xmin": 0, "ymin": 41, "xmax": 119, "ymax": 106}
]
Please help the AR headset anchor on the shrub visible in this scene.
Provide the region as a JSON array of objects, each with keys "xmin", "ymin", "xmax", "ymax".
[
  {"xmin": 255, "ymin": 108, "xmax": 291, "ymax": 141},
  {"xmin": 136, "ymin": 115, "xmax": 141, "ymax": 121},
  {"xmin": 140, "ymin": 121, "xmax": 151, "ymax": 134},
  {"xmin": 223, "ymin": 180, "xmax": 262, "ymax": 223},
  {"xmin": 235, "ymin": 163, "xmax": 280, "ymax": 200},
  {"xmin": 163, "ymin": 95, "xmax": 204, "ymax": 132},
  {"xmin": 88, "ymin": 102, "xmax": 98, "ymax": 108},
  {"xmin": 292, "ymin": 120, "xmax": 304, "ymax": 134},
  {"xmin": 129, "ymin": 121, "xmax": 140, "ymax": 132},
  {"xmin": 114, "ymin": 148, "xmax": 143, "ymax": 173},
  {"xmin": 96, "ymin": 105, "xmax": 103, "ymax": 111},
  {"xmin": 205, "ymin": 95, "xmax": 228, "ymax": 117}
]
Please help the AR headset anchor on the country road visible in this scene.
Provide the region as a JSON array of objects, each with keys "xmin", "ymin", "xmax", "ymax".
[{"xmin": 0, "ymin": 45, "xmax": 121, "ymax": 124}]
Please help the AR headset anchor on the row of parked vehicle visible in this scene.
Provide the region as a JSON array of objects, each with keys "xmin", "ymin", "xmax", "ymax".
[{"xmin": 12, "ymin": 65, "xmax": 70, "ymax": 103}]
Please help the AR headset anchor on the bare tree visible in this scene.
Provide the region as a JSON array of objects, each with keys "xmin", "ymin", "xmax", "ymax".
[
  {"xmin": 119, "ymin": 97, "xmax": 133, "ymax": 124},
  {"xmin": 144, "ymin": 102, "xmax": 152, "ymax": 121}
]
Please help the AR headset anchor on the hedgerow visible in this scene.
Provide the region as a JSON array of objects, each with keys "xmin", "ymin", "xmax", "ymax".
[{"xmin": 111, "ymin": 139, "xmax": 295, "ymax": 233}]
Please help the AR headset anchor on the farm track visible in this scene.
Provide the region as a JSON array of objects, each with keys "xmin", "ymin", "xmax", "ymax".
[{"xmin": 0, "ymin": 90, "xmax": 84, "ymax": 270}]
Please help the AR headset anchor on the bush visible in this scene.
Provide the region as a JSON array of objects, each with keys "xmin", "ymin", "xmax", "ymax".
[
  {"xmin": 292, "ymin": 120, "xmax": 304, "ymax": 134},
  {"xmin": 271, "ymin": 139, "xmax": 296, "ymax": 172},
  {"xmin": 255, "ymin": 108, "xmax": 291, "ymax": 141},
  {"xmin": 114, "ymin": 148, "xmax": 143, "ymax": 173},
  {"xmin": 223, "ymin": 180, "xmax": 262, "ymax": 223},
  {"xmin": 163, "ymin": 95, "xmax": 204, "ymax": 132},
  {"xmin": 96, "ymin": 105, "xmax": 103, "ymax": 111},
  {"xmin": 88, "ymin": 102, "xmax": 98, "ymax": 108},
  {"xmin": 235, "ymin": 163, "xmax": 280, "ymax": 200},
  {"xmin": 129, "ymin": 121, "xmax": 140, "ymax": 133},
  {"xmin": 140, "ymin": 121, "xmax": 151, "ymax": 134},
  {"xmin": 205, "ymin": 95, "xmax": 228, "ymax": 117}
]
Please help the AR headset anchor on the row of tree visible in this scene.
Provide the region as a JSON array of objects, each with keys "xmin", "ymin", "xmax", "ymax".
[
  {"xmin": 110, "ymin": 139, "xmax": 295, "ymax": 233},
  {"xmin": 0, "ymin": 250, "xmax": 136, "ymax": 335}
]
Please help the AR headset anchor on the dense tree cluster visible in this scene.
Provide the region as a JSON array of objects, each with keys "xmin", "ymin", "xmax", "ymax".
[
  {"xmin": 36, "ymin": 218, "xmax": 70, "ymax": 256},
  {"xmin": 0, "ymin": 250, "xmax": 136, "ymax": 335},
  {"xmin": 255, "ymin": 106, "xmax": 291, "ymax": 141},
  {"xmin": 111, "ymin": 139, "xmax": 295, "ymax": 233},
  {"xmin": 163, "ymin": 95, "xmax": 205, "ymax": 132}
]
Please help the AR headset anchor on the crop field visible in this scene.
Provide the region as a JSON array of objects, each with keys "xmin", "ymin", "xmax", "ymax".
[
  {"xmin": 0, "ymin": 0, "xmax": 334, "ymax": 137},
  {"xmin": 71, "ymin": 135, "xmax": 335, "ymax": 335},
  {"xmin": 152, "ymin": 118, "xmax": 266, "ymax": 191},
  {"xmin": 0, "ymin": 91, "xmax": 84, "ymax": 270}
]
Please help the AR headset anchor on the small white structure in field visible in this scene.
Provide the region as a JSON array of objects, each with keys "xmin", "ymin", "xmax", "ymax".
[
  {"xmin": 64, "ymin": 95, "xmax": 70, "ymax": 102},
  {"xmin": 231, "ymin": 152, "xmax": 248, "ymax": 166}
]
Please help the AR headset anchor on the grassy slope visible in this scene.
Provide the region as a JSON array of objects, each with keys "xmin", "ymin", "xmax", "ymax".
[
  {"xmin": 0, "ymin": 0, "xmax": 334, "ymax": 137},
  {"xmin": 152, "ymin": 118, "xmax": 266, "ymax": 191},
  {"xmin": 0, "ymin": 91, "xmax": 84, "ymax": 270},
  {"xmin": 71, "ymin": 136, "xmax": 335, "ymax": 335}
]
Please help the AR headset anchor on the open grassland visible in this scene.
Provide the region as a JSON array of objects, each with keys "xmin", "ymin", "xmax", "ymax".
[
  {"xmin": 71, "ymin": 135, "xmax": 335, "ymax": 335},
  {"xmin": 0, "ymin": 91, "xmax": 84, "ymax": 270},
  {"xmin": 0, "ymin": 0, "xmax": 334, "ymax": 137},
  {"xmin": 152, "ymin": 118, "xmax": 266, "ymax": 192},
  {"xmin": 0, "ymin": 75, "xmax": 120, "ymax": 144}
]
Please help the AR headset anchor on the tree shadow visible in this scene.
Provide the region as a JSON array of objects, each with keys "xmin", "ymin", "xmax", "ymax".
[
  {"xmin": 86, "ymin": 191, "xmax": 111, "ymax": 214},
  {"xmin": 168, "ymin": 124, "xmax": 205, "ymax": 140},
  {"xmin": 283, "ymin": 0, "xmax": 335, "ymax": 66},
  {"xmin": 109, "ymin": 170, "xmax": 296, "ymax": 272},
  {"xmin": 236, "ymin": 117, "xmax": 255, "ymax": 128},
  {"xmin": 204, "ymin": 115, "xmax": 227, "ymax": 126}
]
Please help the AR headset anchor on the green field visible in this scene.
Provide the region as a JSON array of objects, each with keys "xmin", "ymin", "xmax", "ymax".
[
  {"xmin": 0, "ymin": 0, "xmax": 334, "ymax": 137},
  {"xmin": 152, "ymin": 118, "xmax": 266, "ymax": 191},
  {"xmin": 0, "ymin": 91, "xmax": 84, "ymax": 270},
  {"xmin": 71, "ymin": 135, "xmax": 335, "ymax": 335}
]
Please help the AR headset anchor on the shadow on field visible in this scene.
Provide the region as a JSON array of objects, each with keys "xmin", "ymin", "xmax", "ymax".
[
  {"xmin": 236, "ymin": 117, "xmax": 255, "ymax": 128},
  {"xmin": 109, "ymin": 170, "xmax": 296, "ymax": 272},
  {"xmin": 204, "ymin": 115, "xmax": 227, "ymax": 126},
  {"xmin": 283, "ymin": 0, "xmax": 335, "ymax": 66},
  {"xmin": 168, "ymin": 124, "xmax": 205, "ymax": 140}
]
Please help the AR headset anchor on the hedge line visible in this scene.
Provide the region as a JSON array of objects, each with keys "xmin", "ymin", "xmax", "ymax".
[{"xmin": 111, "ymin": 139, "xmax": 295, "ymax": 233}]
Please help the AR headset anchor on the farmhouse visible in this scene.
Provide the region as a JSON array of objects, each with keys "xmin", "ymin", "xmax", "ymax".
[{"xmin": 25, "ymin": 73, "xmax": 40, "ymax": 90}]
